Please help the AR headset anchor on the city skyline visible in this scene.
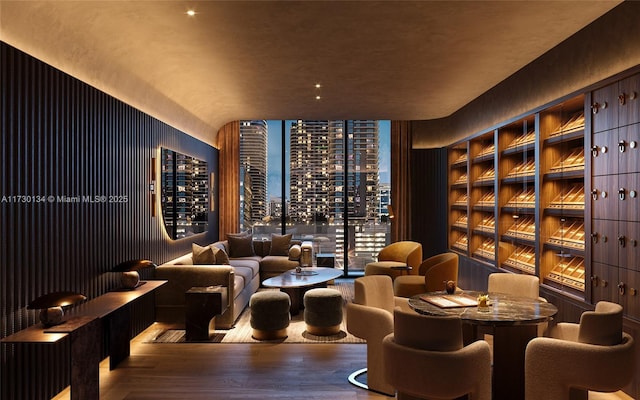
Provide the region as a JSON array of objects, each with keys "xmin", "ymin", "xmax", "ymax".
[{"xmin": 266, "ymin": 120, "xmax": 390, "ymax": 202}]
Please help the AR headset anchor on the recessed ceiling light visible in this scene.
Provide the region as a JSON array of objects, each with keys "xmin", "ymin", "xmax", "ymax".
[
  {"xmin": 186, "ymin": 9, "xmax": 197, "ymax": 17},
  {"xmin": 315, "ymin": 83, "xmax": 322, "ymax": 88},
  {"xmin": 315, "ymin": 95, "xmax": 321, "ymax": 100}
]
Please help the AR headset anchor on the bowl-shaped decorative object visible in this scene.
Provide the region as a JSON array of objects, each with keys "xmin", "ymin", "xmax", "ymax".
[
  {"xmin": 113, "ymin": 259, "xmax": 156, "ymax": 289},
  {"xmin": 27, "ymin": 291, "xmax": 87, "ymax": 327}
]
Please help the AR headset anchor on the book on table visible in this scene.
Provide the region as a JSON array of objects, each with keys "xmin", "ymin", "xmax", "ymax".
[{"xmin": 421, "ymin": 294, "xmax": 478, "ymax": 308}]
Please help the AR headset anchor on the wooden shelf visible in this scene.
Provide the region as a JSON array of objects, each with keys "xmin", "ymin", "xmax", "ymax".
[
  {"xmin": 502, "ymin": 245, "xmax": 536, "ymax": 275},
  {"xmin": 545, "ymin": 256, "xmax": 585, "ymax": 292},
  {"xmin": 473, "ymin": 237, "xmax": 496, "ymax": 261},
  {"xmin": 452, "ymin": 234, "xmax": 469, "ymax": 252},
  {"xmin": 448, "ymin": 94, "xmax": 586, "ymax": 299}
]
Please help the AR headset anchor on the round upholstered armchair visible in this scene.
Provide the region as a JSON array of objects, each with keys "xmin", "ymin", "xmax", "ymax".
[
  {"xmin": 393, "ymin": 252, "xmax": 458, "ymax": 297},
  {"xmin": 383, "ymin": 308, "xmax": 492, "ymax": 400},
  {"xmin": 346, "ymin": 275, "xmax": 409, "ymax": 396},
  {"xmin": 364, "ymin": 241, "xmax": 423, "ymax": 281},
  {"xmin": 525, "ymin": 301, "xmax": 635, "ymax": 400}
]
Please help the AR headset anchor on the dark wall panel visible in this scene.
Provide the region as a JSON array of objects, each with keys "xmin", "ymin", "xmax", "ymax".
[
  {"xmin": 1, "ymin": 41, "xmax": 218, "ymax": 399},
  {"xmin": 410, "ymin": 148, "xmax": 448, "ymax": 257}
]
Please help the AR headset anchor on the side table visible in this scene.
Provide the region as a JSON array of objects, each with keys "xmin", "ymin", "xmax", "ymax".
[
  {"xmin": 185, "ymin": 286, "xmax": 228, "ymax": 341},
  {"xmin": 390, "ymin": 265, "xmax": 413, "ymax": 275}
]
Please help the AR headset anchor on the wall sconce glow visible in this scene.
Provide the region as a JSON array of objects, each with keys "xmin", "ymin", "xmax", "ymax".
[{"xmin": 186, "ymin": 9, "xmax": 197, "ymax": 17}]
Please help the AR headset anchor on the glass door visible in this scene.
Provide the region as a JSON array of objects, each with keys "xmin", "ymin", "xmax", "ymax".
[{"xmin": 241, "ymin": 119, "xmax": 391, "ymax": 276}]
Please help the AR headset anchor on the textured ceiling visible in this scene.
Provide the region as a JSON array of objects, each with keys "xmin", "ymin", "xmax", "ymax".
[{"xmin": 0, "ymin": 1, "xmax": 621, "ymax": 146}]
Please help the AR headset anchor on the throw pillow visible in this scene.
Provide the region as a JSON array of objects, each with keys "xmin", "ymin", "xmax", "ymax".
[
  {"xmin": 270, "ymin": 233, "xmax": 292, "ymax": 256},
  {"xmin": 288, "ymin": 244, "xmax": 302, "ymax": 261},
  {"xmin": 192, "ymin": 243, "xmax": 216, "ymax": 264},
  {"xmin": 212, "ymin": 246, "xmax": 230, "ymax": 264},
  {"xmin": 227, "ymin": 234, "xmax": 255, "ymax": 258}
]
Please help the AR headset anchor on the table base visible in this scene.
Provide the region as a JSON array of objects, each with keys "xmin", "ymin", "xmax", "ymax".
[{"xmin": 464, "ymin": 323, "xmax": 536, "ymax": 400}]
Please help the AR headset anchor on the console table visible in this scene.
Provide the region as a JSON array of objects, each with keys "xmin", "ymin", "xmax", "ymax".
[
  {"xmin": 69, "ymin": 280, "xmax": 167, "ymax": 369},
  {"xmin": 1, "ymin": 280, "xmax": 167, "ymax": 400},
  {"xmin": 2, "ymin": 316, "xmax": 101, "ymax": 400}
]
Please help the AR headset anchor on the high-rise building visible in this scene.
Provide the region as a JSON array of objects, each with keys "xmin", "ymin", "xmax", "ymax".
[
  {"xmin": 379, "ymin": 182, "xmax": 391, "ymax": 220},
  {"xmin": 289, "ymin": 120, "xmax": 380, "ymax": 224},
  {"xmin": 289, "ymin": 120, "xmax": 332, "ymax": 222},
  {"xmin": 240, "ymin": 120, "xmax": 268, "ymax": 224}
]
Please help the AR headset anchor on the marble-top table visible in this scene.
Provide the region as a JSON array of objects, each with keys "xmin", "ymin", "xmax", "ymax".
[{"xmin": 409, "ymin": 290, "xmax": 557, "ymax": 400}]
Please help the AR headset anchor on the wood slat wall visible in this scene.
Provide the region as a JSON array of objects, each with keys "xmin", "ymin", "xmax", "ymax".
[
  {"xmin": 0, "ymin": 41, "xmax": 218, "ymax": 399},
  {"xmin": 410, "ymin": 148, "xmax": 449, "ymax": 258}
]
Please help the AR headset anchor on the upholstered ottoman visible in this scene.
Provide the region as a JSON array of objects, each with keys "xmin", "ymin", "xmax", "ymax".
[
  {"xmin": 303, "ymin": 288, "xmax": 343, "ymax": 336},
  {"xmin": 250, "ymin": 291, "xmax": 290, "ymax": 340}
]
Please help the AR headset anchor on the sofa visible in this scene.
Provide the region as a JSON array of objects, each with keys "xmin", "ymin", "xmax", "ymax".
[{"xmin": 155, "ymin": 236, "xmax": 301, "ymax": 329}]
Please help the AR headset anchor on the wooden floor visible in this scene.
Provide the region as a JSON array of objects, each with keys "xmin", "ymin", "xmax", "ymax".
[{"xmin": 52, "ymin": 324, "xmax": 393, "ymax": 400}]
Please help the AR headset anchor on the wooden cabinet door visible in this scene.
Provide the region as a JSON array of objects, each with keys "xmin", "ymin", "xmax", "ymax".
[
  {"xmin": 618, "ymin": 74, "xmax": 640, "ymax": 127},
  {"xmin": 591, "ymin": 262, "xmax": 618, "ymax": 303},
  {"xmin": 618, "ymin": 173, "xmax": 640, "ymax": 222},
  {"xmin": 618, "ymin": 221, "xmax": 640, "ymax": 271},
  {"xmin": 591, "ymin": 218, "xmax": 619, "ymax": 266},
  {"xmin": 591, "ymin": 83, "xmax": 619, "ymax": 133},
  {"xmin": 619, "ymin": 123, "xmax": 640, "ymax": 174},
  {"xmin": 591, "ymin": 175, "xmax": 618, "ymax": 220},
  {"xmin": 591, "ymin": 129, "xmax": 619, "ymax": 176},
  {"xmin": 618, "ymin": 268, "xmax": 640, "ymax": 319}
]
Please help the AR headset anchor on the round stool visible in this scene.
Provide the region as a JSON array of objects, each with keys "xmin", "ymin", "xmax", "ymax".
[
  {"xmin": 303, "ymin": 288, "xmax": 343, "ymax": 336},
  {"xmin": 250, "ymin": 291, "xmax": 290, "ymax": 340}
]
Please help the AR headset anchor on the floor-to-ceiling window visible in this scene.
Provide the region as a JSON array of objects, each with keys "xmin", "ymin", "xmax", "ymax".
[{"xmin": 240, "ymin": 120, "xmax": 391, "ymax": 276}]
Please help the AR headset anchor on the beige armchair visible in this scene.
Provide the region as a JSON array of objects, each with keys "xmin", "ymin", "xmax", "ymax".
[
  {"xmin": 364, "ymin": 241, "xmax": 423, "ymax": 281},
  {"xmin": 488, "ymin": 272, "xmax": 543, "ymax": 301},
  {"xmin": 525, "ymin": 301, "xmax": 635, "ymax": 400},
  {"xmin": 393, "ymin": 252, "xmax": 458, "ymax": 297},
  {"xmin": 346, "ymin": 275, "xmax": 409, "ymax": 396},
  {"xmin": 383, "ymin": 308, "xmax": 492, "ymax": 400},
  {"xmin": 486, "ymin": 272, "xmax": 547, "ymax": 336}
]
